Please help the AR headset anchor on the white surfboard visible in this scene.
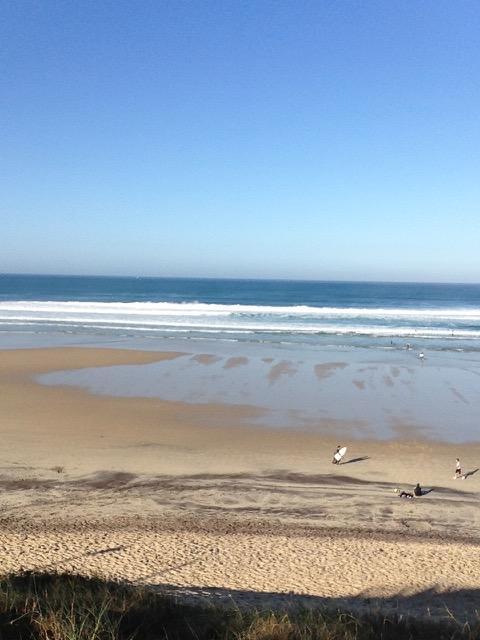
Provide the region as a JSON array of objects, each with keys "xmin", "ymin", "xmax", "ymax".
[{"xmin": 333, "ymin": 446, "xmax": 347, "ymax": 463}]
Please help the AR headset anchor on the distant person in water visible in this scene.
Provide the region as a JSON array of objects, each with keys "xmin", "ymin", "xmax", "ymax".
[
  {"xmin": 414, "ymin": 483, "xmax": 422, "ymax": 496},
  {"xmin": 455, "ymin": 458, "xmax": 462, "ymax": 479}
]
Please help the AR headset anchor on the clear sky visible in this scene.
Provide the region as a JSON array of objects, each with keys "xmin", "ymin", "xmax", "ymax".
[{"xmin": 1, "ymin": 1, "xmax": 479, "ymax": 282}]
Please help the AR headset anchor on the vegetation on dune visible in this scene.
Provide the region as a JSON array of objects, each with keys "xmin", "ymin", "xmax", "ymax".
[{"xmin": 0, "ymin": 573, "xmax": 478, "ymax": 640}]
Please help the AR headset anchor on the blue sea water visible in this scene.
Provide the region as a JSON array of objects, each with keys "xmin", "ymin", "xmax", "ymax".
[
  {"xmin": 3, "ymin": 274, "xmax": 480, "ymax": 440},
  {"xmin": 1, "ymin": 273, "xmax": 480, "ymax": 351}
]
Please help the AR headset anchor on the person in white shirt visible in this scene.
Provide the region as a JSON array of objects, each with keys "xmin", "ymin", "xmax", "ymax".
[{"xmin": 455, "ymin": 458, "xmax": 463, "ymax": 479}]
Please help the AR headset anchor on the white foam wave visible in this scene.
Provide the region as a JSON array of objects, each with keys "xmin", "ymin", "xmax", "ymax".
[
  {"xmin": 1, "ymin": 300, "xmax": 480, "ymax": 321},
  {"xmin": 0, "ymin": 300, "xmax": 479, "ymax": 340},
  {"xmin": 2, "ymin": 320, "xmax": 480, "ymax": 340}
]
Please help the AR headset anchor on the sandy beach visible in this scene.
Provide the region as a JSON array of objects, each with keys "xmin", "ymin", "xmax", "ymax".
[
  {"xmin": 4, "ymin": 1, "xmax": 480, "ymax": 632},
  {"xmin": 1, "ymin": 346, "xmax": 480, "ymax": 620}
]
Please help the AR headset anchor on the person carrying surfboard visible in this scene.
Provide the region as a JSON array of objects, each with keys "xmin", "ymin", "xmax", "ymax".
[
  {"xmin": 332, "ymin": 446, "xmax": 340, "ymax": 464},
  {"xmin": 332, "ymin": 445, "xmax": 347, "ymax": 464}
]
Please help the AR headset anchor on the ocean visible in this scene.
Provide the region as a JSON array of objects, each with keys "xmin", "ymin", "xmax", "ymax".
[
  {"xmin": 2, "ymin": 274, "xmax": 480, "ymax": 440},
  {"xmin": 1, "ymin": 274, "xmax": 479, "ymax": 351}
]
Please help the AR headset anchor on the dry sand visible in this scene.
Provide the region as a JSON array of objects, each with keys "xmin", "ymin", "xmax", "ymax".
[{"xmin": 1, "ymin": 347, "xmax": 480, "ymax": 619}]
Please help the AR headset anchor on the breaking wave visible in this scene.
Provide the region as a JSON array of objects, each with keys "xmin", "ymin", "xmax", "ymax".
[{"xmin": 0, "ymin": 300, "xmax": 479, "ymax": 341}]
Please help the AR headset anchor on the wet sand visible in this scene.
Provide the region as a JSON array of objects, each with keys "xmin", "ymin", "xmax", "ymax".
[
  {"xmin": 1, "ymin": 347, "xmax": 480, "ymax": 619},
  {"xmin": 37, "ymin": 341, "xmax": 480, "ymax": 440}
]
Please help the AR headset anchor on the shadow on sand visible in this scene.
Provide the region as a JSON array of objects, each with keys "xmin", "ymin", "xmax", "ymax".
[
  {"xmin": 341, "ymin": 456, "xmax": 370, "ymax": 465},
  {"xmin": 4, "ymin": 573, "xmax": 480, "ymax": 639},
  {"xmin": 147, "ymin": 582, "xmax": 480, "ymax": 623},
  {"xmin": 0, "ymin": 469, "xmax": 471, "ymax": 498}
]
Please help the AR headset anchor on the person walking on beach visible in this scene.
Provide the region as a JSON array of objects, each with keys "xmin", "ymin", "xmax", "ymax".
[
  {"xmin": 455, "ymin": 458, "xmax": 462, "ymax": 479},
  {"xmin": 332, "ymin": 445, "xmax": 346, "ymax": 464},
  {"xmin": 332, "ymin": 445, "xmax": 341, "ymax": 464}
]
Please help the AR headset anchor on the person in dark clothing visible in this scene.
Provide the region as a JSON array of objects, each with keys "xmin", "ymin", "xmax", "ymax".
[{"xmin": 414, "ymin": 483, "xmax": 422, "ymax": 497}]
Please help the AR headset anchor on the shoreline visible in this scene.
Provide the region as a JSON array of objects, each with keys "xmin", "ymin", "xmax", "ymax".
[
  {"xmin": 32, "ymin": 339, "xmax": 480, "ymax": 443},
  {"xmin": 1, "ymin": 345, "xmax": 480, "ymax": 618}
]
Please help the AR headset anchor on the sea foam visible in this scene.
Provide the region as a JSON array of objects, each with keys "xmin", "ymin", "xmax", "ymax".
[{"xmin": 0, "ymin": 300, "xmax": 479, "ymax": 341}]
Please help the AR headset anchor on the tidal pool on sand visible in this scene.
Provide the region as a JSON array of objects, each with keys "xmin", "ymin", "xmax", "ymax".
[{"xmin": 37, "ymin": 338, "xmax": 480, "ymax": 443}]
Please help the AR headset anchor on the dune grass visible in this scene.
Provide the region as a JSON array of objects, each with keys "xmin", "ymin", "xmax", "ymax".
[{"xmin": 0, "ymin": 573, "xmax": 478, "ymax": 640}]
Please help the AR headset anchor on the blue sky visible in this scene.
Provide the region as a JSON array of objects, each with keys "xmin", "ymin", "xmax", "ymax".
[{"xmin": 1, "ymin": 1, "xmax": 479, "ymax": 282}]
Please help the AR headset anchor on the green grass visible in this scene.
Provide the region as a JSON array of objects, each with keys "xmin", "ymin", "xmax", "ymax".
[{"xmin": 0, "ymin": 573, "xmax": 478, "ymax": 640}]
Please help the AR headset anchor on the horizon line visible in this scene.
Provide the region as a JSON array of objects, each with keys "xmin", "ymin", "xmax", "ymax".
[{"xmin": 1, "ymin": 272, "xmax": 479, "ymax": 287}]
